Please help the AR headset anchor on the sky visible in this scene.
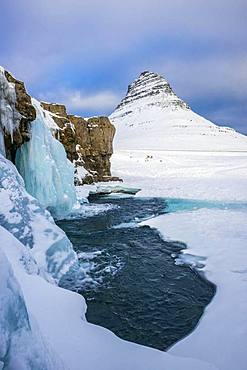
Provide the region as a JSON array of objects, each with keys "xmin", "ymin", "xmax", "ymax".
[{"xmin": 1, "ymin": 0, "xmax": 247, "ymax": 134}]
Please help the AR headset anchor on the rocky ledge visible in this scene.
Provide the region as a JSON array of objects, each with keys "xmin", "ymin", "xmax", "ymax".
[
  {"xmin": 111, "ymin": 70, "xmax": 190, "ymax": 121},
  {"xmin": 0, "ymin": 67, "xmax": 118, "ymax": 184},
  {"xmin": 2, "ymin": 70, "xmax": 36, "ymax": 161},
  {"xmin": 41, "ymin": 102, "xmax": 119, "ymax": 184}
]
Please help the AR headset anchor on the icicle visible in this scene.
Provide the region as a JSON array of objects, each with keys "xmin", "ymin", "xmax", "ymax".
[{"xmin": 16, "ymin": 99, "xmax": 77, "ymax": 218}]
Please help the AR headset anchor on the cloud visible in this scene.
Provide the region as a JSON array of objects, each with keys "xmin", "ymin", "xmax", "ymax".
[
  {"xmin": 152, "ymin": 53, "xmax": 247, "ymax": 101},
  {"xmin": 1, "ymin": 0, "xmax": 246, "ymax": 132},
  {"xmin": 206, "ymin": 105, "xmax": 247, "ymax": 134},
  {"xmin": 39, "ymin": 89, "xmax": 120, "ymax": 113},
  {"xmin": 1, "ymin": 0, "xmax": 246, "ymax": 84}
]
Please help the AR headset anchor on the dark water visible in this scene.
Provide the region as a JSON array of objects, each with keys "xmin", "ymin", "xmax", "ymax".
[{"xmin": 57, "ymin": 197, "xmax": 215, "ymax": 351}]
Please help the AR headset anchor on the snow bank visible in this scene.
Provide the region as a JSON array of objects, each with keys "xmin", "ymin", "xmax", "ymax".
[
  {"xmin": 111, "ymin": 150, "xmax": 247, "ymax": 201},
  {"xmin": 0, "ymin": 153, "xmax": 78, "ymax": 282},
  {"xmin": 0, "ymin": 227, "xmax": 216, "ymax": 370},
  {"xmin": 15, "ymin": 99, "xmax": 77, "ymax": 219},
  {"xmin": 141, "ymin": 207, "xmax": 247, "ymax": 370},
  {"xmin": 0, "ymin": 131, "xmax": 217, "ymax": 369},
  {"xmin": 111, "ymin": 146, "xmax": 247, "ymax": 369},
  {"xmin": 0, "ymin": 236, "xmax": 62, "ymax": 370},
  {"xmin": 110, "ymin": 71, "xmax": 247, "ymax": 152}
]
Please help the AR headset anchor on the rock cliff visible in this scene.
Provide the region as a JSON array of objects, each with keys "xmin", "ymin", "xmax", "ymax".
[
  {"xmin": 0, "ymin": 69, "xmax": 36, "ymax": 161},
  {"xmin": 41, "ymin": 102, "xmax": 117, "ymax": 184},
  {"xmin": 0, "ymin": 67, "xmax": 117, "ymax": 184}
]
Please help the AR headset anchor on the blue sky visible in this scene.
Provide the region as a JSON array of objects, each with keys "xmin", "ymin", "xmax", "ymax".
[{"xmin": 1, "ymin": 0, "xmax": 247, "ymax": 133}]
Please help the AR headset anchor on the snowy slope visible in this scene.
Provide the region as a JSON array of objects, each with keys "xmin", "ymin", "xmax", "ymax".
[
  {"xmin": 141, "ymin": 207, "xmax": 247, "ymax": 370},
  {"xmin": 110, "ymin": 71, "xmax": 247, "ymax": 152},
  {"xmin": 0, "ymin": 211, "xmax": 217, "ymax": 370},
  {"xmin": 0, "ymin": 237, "xmax": 63, "ymax": 369},
  {"xmin": 0, "ymin": 117, "xmax": 217, "ymax": 369},
  {"xmin": 0, "ymin": 153, "xmax": 79, "ymax": 283},
  {"xmin": 109, "ymin": 149, "xmax": 247, "ymax": 370}
]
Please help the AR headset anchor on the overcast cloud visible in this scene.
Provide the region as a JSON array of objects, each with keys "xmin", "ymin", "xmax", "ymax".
[{"xmin": 1, "ymin": 0, "xmax": 246, "ymax": 132}]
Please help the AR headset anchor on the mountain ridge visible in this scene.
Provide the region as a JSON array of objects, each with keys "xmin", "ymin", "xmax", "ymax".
[{"xmin": 110, "ymin": 71, "xmax": 247, "ymax": 152}]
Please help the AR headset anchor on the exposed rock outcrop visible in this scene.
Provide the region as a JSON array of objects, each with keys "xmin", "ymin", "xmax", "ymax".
[
  {"xmin": 113, "ymin": 70, "xmax": 190, "ymax": 116},
  {"xmin": 110, "ymin": 70, "xmax": 247, "ymax": 152},
  {"xmin": 1, "ymin": 67, "xmax": 117, "ymax": 184},
  {"xmin": 40, "ymin": 102, "xmax": 77, "ymax": 162},
  {"xmin": 0, "ymin": 68, "xmax": 36, "ymax": 161},
  {"xmin": 41, "ymin": 102, "xmax": 118, "ymax": 184}
]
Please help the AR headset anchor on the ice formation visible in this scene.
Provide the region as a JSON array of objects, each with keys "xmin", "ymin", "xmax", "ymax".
[
  {"xmin": 16, "ymin": 99, "xmax": 77, "ymax": 218},
  {"xmin": 0, "ymin": 66, "xmax": 22, "ymax": 155},
  {"xmin": 0, "ymin": 153, "xmax": 78, "ymax": 282},
  {"xmin": 0, "ymin": 240, "xmax": 61, "ymax": 370}
]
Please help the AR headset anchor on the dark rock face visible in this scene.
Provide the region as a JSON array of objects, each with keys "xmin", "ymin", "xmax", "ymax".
[
  {"xmin": 41, "ymin": 102, "xmax": 117, "ymax": 183},
  {"xmin": 69, "ymin": 115, "xmax": 115, "ymax": 182},
  {"xmin": 112, "ymin": 70, "xmax": 190, "ymax": 121},
  {"xmin": 1, "ymin": 68, "xmax": 117, "ymax": 184},
  {"xmin": 41, "ymin": 102, "xmax": 77, "ymax": 162},
  {"xmin": 3, "ymin": 71, "xmax": 36, "ymax": 161}
]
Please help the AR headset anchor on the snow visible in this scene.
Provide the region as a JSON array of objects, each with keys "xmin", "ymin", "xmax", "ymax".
[
  {"xmin": 111, "ymin": 107, "xmax": 247, "ymax": 152},
  {"xmin": 141, "ymin": 208, "xmax": 247, "ymax": 370},
  {"xmin": 0, "ymin": 236, "xmax": 62, "ymax": 370},
  {"xmin": 110, "ymin": 71, "xmax": 247, "ymax": 152},
  {"xmin": 1, "ymin": 67, "xmax": 246, "ymax": 369},
  {"xmin": 111, "ymin": 150, "xmax": 247, "ymax": 201},
  {"xmin": 0, "ymin": 140, "xmax": 216, "ymax": 369},
  {"xmin": 76, "ymin": 145, "xmax": 247, "ymax": 370},
  {"xmin": 109, "ymin": 71, "xmax": 247, "ymax": 369},
  {"xmin": 74, "ymin": 163, "xmax": 89, "ymax": 184},
  {"xmin": 109, "ymin": 149, "xmax": 247, "ymax": 370},
  {"xmin": 0, "ymin": 80, "xmax": 217, "ymax": 368},
  {"xmin": 0, "ymin": 153, "xmax": 78, "ymax": 282},
  {"xmin": 15, "ymin": 99, "xmax": 78, "ymax": 219},
  {"xmin": 0, "ymin": 216, "xmax": 216, "ymax": 370}
]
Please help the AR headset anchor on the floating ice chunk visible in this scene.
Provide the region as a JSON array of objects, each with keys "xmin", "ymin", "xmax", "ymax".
[
  {"xmin": 15, "ymin": 99, "xmax": 77, "ymax": 218},
  {"xmin": 165, "ymin": 198, "xmax": 247, "ymax": 214},
  {"xmin": 112, "ymin": 221, "xmax": 139, "ymax": 229},
  {"xmin": 173, "ymin": 252, "xmax": 206, "ymax": 269},
  {"xmin": 88, "ymin": 185, "xmax": 141, "ymax": 200}
]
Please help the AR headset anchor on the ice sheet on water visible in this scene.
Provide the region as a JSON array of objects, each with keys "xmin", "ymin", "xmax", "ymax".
[
  {"xmin": 112, "ymin": 221, "xmax": 138, "ymax": 229},
  {"xmin": 165, "ymin": 198, "xmax": 247, "ymax": 213},
  {"xmin": 172, "ymin": 252, "xmax": 207, "ymax": 269}
]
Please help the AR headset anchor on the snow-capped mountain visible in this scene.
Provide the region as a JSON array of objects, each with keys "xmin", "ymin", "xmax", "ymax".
[{"xmin": 110, "ymin": 71, "xmax": 247, "ymax": 152}]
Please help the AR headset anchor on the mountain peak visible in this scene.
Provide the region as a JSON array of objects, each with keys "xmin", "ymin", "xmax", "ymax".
[
  {"xmin": 110, "ymin": 71, "xmax": 247, "ymax": 152},
  {"xmin": 113, "ymin": 70, "xmax": 190, "ymax": 115},
  {"xmin": 138, "ymin": 70, "xmax": 167, "ymax": 82}
]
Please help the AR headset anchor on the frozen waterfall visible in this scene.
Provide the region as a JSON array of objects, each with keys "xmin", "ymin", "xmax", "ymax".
[{"xmin": 16, "ymin": 99, "xmax": 77, "ymax": 218}]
